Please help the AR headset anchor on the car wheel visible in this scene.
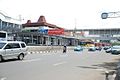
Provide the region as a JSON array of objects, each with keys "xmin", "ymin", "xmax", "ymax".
[
  {"xmin": 0, "ymin": 55, "xmax": 3, "ymax": 62},
  {"xmin": 18, "ymin": 54, "xmax": 24, "ymax": 60}
]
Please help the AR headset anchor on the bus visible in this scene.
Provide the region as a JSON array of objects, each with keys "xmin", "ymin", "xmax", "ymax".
[
  {"xmin": 0, "ymin": 31, "xmax": 7, "ymax": 41},
  {"xmin": 79, "ymin": 41, "xmax": 94, "ymax": 47}
]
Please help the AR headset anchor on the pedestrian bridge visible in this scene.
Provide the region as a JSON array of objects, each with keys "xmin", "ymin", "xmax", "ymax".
[{"xmin": 65, "ymin": 28, "xmax": 120, "ymax": 40}]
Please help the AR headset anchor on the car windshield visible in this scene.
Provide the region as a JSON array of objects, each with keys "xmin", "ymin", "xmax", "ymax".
[
  {"xmin": 0, "ymin": 43, "xmax": 6, "ymax": 49},
  {"xmin": 112, "ymin": 46, "xmax": 120, "ymax": 49}
]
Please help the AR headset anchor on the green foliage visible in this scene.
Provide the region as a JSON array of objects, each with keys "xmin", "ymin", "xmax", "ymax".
[{"xmin": 111, "ymin": 42, "xmax": 120, "ymax": 46}]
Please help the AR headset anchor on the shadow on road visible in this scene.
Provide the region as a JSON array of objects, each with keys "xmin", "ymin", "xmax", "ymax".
[
  {"xmin": 76, "ymin": 58, "xmax": 120, "ymax": 76},
  {"xmin": 0, "ymin": 58, "xmax": 19, "ymax": 63},
  {"xmin": 92, "ymin": 59, "xmax": 120, "ymax": 70},
  {"xmin": 76, "ymin": 66, "xmax": 99, "ymax": 69}
]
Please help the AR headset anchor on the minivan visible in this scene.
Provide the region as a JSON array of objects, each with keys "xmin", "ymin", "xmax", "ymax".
[{"xmin": 0, "ymin": 41, "xmax": 27, "ymax": 62}]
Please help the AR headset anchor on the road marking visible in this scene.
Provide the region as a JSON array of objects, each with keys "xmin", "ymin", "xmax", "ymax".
[
  {"xmin": 0, "ymin": 77, "xmax": 7, "ymax": 80},
  {"xmin": 22, "ymin": 58, "xmax": 41, "ymax": 62},
  {"xmin": 60, "ymin": 54, "xmax": 68, "ymax": 57},
  {"xmin": 53, "ymin": 61, "xmax": 67, "ymax": 66}
]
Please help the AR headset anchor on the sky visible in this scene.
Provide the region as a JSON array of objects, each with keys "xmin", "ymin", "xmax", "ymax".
[{"xmin": 0, "ymin": 0, "xmax": 120, "ymax": 29}]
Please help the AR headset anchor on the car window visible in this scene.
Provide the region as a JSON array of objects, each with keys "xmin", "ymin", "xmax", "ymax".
[
  {"xmin": 4, "ymin": 43, "xmax": 20, "ymax": 49},
  {"xmin": 12, "ymin": 43, "xmax": 20, "ymax": 48},
  {"xmin": 112, "ymin": 46, "xmax": 120, "ymax": 49},
  {"xmin": 4, "ymin": 44, "xmax": 12, "ymax": 49},
  {"xmin": 21, "ymin": 43, "xmax": 26, "ymax": 48}
]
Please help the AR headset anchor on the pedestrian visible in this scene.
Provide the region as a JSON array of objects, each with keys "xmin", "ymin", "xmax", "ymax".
[{"xmin": 63, "ymin": 45, "xmax": 67, "ymax": 53}]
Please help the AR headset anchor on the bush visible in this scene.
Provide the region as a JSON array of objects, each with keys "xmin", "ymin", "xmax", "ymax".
[{"xmin": 111, "ymin": 42, "xmax": 120, "ymax": 46}]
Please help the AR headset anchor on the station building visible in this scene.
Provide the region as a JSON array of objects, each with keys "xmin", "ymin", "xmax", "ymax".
[{"xmin": 15, "ymin": 16, "xmax": 79, "ymax": 46}]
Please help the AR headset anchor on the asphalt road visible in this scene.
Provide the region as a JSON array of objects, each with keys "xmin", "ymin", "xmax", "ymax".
[{"xmin": 0, "ymin": 49, "xmax": 119, "ymax": 80}]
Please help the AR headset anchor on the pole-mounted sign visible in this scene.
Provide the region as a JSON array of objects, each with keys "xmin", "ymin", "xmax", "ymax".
[{"xmin": 101, "ymin": 13, "xmax": 108, "ymax": 19}]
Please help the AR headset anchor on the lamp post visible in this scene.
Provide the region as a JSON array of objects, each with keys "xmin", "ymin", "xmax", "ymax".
[{"xmin": 73, "ymin": 18, "xmax": 77, "ymax": 37}]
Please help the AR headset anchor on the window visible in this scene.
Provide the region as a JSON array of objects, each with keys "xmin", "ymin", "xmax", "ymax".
[
  {"xmin": 21, "ymin": 43, "xmax": 26, "ymax": 48},
  {"xmin": 4, "ymin": 44, "xmax": 12, "ymax": 49},
  {"xmin": 0, "ymin": 33, "xmax": 6, "ymax": 38},
  {"xmin": 12, "ymin": 43, "xmax": 20, "ymax": 48},
  {"xmin": 4, "ymin": 43, "xmax": 20, "ymax": 49}
]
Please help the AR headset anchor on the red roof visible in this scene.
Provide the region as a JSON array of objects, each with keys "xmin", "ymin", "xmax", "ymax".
[{"xmin": 22, "ymin": 16, "xmax": 62, "ymax": 29}]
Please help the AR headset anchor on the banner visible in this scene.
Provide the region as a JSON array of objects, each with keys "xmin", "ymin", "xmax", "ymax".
[{"xmin": 48, "ymin": 29, "xmax": 64, "ymax": 35}]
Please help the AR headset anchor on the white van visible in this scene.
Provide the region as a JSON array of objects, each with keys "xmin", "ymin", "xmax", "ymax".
[{"xmin": 0, "ymin": 41, "xmax": 27, "ymax": 62}]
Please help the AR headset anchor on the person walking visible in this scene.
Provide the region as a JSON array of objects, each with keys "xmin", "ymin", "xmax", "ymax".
[{"xmin": 63, "ymin": 45, "xmax": 67, "ymax": 53}]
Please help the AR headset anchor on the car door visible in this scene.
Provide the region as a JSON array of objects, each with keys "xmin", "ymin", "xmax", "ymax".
[
  {"xmin": 12, "ymin": 43, "xmax": 21, "ymax": 57},
  {"xmin": 4, "ymin": 43, "xmax": 15, "ymax": 59},
  {"xmin": 20, "ymin": 43, "xmax": 27, "ymax": 54}
]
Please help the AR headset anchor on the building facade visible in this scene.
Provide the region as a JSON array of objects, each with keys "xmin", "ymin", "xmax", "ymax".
[
  {"xmin": 1, "ymin": 11, "xmax": 120, "ymax": 46},
  {"xmin": 0, "ymin": 12, "xmax": 22, "ymax": 40},
  {"xmin": 15, "ymin": 15, "xmax": 78, "ymax": 46}
]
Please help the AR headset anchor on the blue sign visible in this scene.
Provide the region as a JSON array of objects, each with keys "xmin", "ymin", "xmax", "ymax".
[{"xmin": 39, "ymin": 27, "xmax": 48, "ymax": 34}]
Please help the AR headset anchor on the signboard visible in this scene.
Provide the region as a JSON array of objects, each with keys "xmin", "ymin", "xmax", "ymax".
[
  {"xmin": 39, "ymin": 27, "xmax": 48, "ymax": 34},
  {"xmin": 101, "ymin": 13, "xmax": 108, "ymax": 19},
  {"xmin": 48, "ymin": 29, "xmax": 64, "ymax": 35}
]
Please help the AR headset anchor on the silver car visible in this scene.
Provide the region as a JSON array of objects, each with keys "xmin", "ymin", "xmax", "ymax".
[{"xmin": 0, "ymin": 41, "xmax": 27, "ymax": 62}]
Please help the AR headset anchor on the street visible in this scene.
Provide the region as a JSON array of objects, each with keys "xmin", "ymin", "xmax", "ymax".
[{"xmin": 0, "ymin": 49, "xmax": 119, "ymax": 80}]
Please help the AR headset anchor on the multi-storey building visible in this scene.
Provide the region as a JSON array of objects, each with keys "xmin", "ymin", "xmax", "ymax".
[
  {"xmin": 0, "ymin": 12, "xmax": 22, "ymax": 32},
  {"xmin": 0, "ymin": 11, "xmax": 22, "ymax": 40}
]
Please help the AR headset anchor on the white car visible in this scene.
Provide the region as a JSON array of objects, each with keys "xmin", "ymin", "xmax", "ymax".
[
  {"xmin": 88, "ymin": 46, "xmax": 96, "ymax": 51},
  {"xmin": 0, "ymin": 41, "xmax": 27, "ymax": 62}
]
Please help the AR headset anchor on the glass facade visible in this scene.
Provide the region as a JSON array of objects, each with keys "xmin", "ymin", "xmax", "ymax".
[{"xmin": 0, "ymin": 20, "xmax": 21, "ymax": 32}]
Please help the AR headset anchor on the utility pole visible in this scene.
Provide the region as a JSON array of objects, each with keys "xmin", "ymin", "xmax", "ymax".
[{"xmin": 73, "ymin": 18, "xmax": 77, "ymax": 37}]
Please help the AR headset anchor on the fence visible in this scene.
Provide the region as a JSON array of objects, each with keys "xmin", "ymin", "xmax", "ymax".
[{"xmin": 27, "ymin": 46, "xmax": 74, "ymax": 54}]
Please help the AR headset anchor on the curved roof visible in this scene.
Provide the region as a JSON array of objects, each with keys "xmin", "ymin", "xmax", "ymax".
[
  {"xmin": 0, "ymin": 11, "xmax": 21, "ymax": 24},
  {"xmin": 22, "ymin": 16, "xmax": 63, "ymax": 29}
]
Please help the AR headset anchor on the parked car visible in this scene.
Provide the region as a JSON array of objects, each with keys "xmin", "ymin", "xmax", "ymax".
[
  {"xmin": 96, "ymin": 46, "xmax": 102, "ymax": 51},
  {"xmin": 105, "ymin": 48, "xmax": 112, "ymax": 53},
  {"xmin": 74, "ymin": 46, "xmax": 83, "ymax": 51},
  {"xmin": 110, "ymin": 46, "xmax": 120, "ymax": 55},
  {"xmin": 103, "ymin": 46, "xmax": 111, "ymax": 50},
  {"xmin": 88, "ymin": 46, "xmax": 96, "ymax": 51},
  {"xmin": 0, "ymin": 41, "xmax": 27, "ymax": 62}
]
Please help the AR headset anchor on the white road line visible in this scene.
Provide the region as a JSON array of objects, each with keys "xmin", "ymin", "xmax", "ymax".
[
  {"xmin": 22, "ymin": 58, "xmax": 41, "ymax": 62},
  {"xmin": 0, "ymin": 77, "xmax": 7, "ymax": 80},
  {"xmin": 60, "ymin": 54, "xmax": 68, "ymax": 57},
  {"xmin": 53, "ymin": 61, "xmax": 67, "ymax": 66}
]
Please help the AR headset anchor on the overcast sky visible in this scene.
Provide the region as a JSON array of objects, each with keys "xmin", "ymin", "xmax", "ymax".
[{"xmin": 0, "ymin": 0, "xmax": 120, "ymax": 29}]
